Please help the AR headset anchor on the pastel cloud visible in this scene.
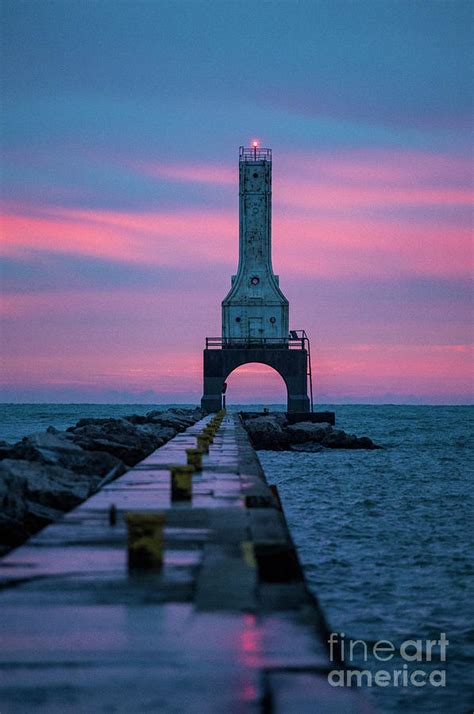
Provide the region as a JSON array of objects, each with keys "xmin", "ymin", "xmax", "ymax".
[
  {"xmin": 126, "ymin": 147, "xmax": 472, "ymax": 203},
  {"xmin": 3, "ymin": 209, "xmax": 469, "ymax": 289},
  {"xmin": 314, "ymin": 343, "xmax": 474, "ymax": 403},
  {"xmin": 286, "ymin": 150, "xmax": 473, "ymax": 187},
  {"xmin": 224, "ymin": 343, "xmax": 474, "ymax": 404},
  {"xmin": 2, "ymin": 0, "xmax": 472, "ymax": 405},
  {"xmin": 1, "ymin": 146, "xmax": 472, "ymax": 403},
  {"xmin": 273, "ymin": 215, "xmax": 472, "ymax": 279},
  {"xmin": 131, "ymin": 160, "xmax": 235, "ymax": 186},
  {"xmin": 3, "ymin": 327, "xmax": 471, "ymax": 404},
  {"xmin": 276, "ymin": 182, "xmax": 472, "ymax": 210},
  {"xmin": 0, "ymin": 287, "xmax": 207, "ymax": 399},
  {"xmin": 1, "ymin": 205, "xmax": 236, "ymax": 268}
]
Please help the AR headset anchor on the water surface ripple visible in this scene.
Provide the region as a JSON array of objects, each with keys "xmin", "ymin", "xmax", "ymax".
[
  {"xmin": 1, "ymin": 403, "xmax": 472, "ymax": 711},
  {"xmin": 258, "ymin": 405, "xmax": 474, "ymax": 714}
]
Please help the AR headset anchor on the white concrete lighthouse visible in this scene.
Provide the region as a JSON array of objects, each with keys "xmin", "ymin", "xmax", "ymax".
[{"xmin": 222, "ymin": 144, "xmax": 289, "ymax": 343}]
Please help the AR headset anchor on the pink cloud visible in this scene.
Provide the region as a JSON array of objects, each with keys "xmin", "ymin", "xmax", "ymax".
[
  {"xmin": 1, "ymin": 205, "xmax": 236, "ymax": 267},
  {"xmin": 275, "ymin": 180, "xmax": 472, "ymax": 209},
  {"xmin": 127, "ymin": 147, "xmax": 472, "ymax": 207},
  {"xmin": 0, "ymin": 350, "xmax": 202, "ymax": 389},
  {"xmin": 2, "ymin": 145, "xmax": 472, "ymax": 403},
  {"xmin": 313, "ymin": 343, "xmax": 473, "ymax": 399},
  {"xmin": 3, "ymin": 145, "xmax": 470, "ymax": 281},
  {"xmin": 0, "ymin": 288, "xmax": 204, "ymax": 391},
  {"xmin": 2, "ymin": 278, "xmax": 474, "ymax": 403},
  {"xmin": 274, "ymin": 148, "xmax": 472, "ymax": 209},
  {"xmin": 0, "ymin": 288, "xmax": 220, "ymax": 335},
  {"xmin": 5, "ymin": 340, "xmax": 470, "ymax": 402},
  {"xmin": 278, "ymin": 148, "xmax": 473, "ymax": 186},
  {"xmin": 130, "ymin": 159, "xmax": 235, "ymax": 186},
  {"xmin": 2, "ymin": 280, "xmax": 471, "ymax": 401},
  {"xmin": 272, "ymin": 214, "xmax": 472, "ymax": 279},
  {"xmin": 2, "ymin": 198, "xmax": 471, "ymax": 282}
]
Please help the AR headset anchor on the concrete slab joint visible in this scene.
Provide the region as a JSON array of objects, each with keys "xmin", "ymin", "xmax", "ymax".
[{"xmin": 0, "ymin": 413, "xmax": 373, "ymax": 713}]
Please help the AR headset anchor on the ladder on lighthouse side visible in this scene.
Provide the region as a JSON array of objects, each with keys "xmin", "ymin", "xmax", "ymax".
[{"xmin": 290, "ymin": 330, "xmax": 314, "ymax": 413}]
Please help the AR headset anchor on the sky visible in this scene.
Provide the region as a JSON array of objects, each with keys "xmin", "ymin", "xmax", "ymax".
[{"xmin": 1, "ymin": 0, "xmax": 473, "ymax": 405}]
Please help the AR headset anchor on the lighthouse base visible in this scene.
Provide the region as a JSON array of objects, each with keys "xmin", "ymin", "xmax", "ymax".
[{"xmin": 201, "ymin": 346, "xmax": 310, "ymax": 414}]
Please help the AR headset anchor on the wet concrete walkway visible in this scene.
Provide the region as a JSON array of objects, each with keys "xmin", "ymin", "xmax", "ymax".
[{"xmin": 0, "ymin": 414, "xmax": 371, "ymax": 713}]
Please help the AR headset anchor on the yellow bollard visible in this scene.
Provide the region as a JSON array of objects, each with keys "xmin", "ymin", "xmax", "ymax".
[
  {"xmin": 171, "ymin": 464, "xmax": 194, "ymax": 501},
  {"xmin": 197, "ymin": 435, "xmax": 210, "ymax": 453},
  {"xmin": 186, "ymin": 447, "xmax": 202, "ymax": 471},
  {"xmin": 126, "ymin": 512, "xmax": 166, "ymax": 570}
]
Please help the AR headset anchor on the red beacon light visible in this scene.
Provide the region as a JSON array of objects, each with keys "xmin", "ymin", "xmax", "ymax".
[{"xmin": 251, "ymin": 140, "xmax": 259, "ymax": 158}]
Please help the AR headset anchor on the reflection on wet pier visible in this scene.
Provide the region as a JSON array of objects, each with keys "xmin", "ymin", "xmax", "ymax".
[{"xmin": 0, "ymin": 414, "xmax": 371, "ymax": 712}]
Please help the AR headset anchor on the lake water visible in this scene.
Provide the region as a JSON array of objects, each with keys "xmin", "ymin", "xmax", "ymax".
[
  {"xmin": 1, "ymin": 403, "xmax": 473, "ymax": 713},
  {"xmin": 259, "ymin": 405, "xmax": 474, "ymax": 714}
]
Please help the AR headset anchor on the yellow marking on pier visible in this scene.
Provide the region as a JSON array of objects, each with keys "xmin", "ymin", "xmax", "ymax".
[{"xmin": 241, "ymin": 541, "xmax": 257, "ymax": 568}]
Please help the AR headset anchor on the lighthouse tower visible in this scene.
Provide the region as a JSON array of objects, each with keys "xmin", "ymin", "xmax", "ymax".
[
  {"xmin": 201, "ymin": 144, "xmax": 311, "ymax": 414},
  {"xmin": 222, "ymin": 145, "xmax": 288, "ymax": 343}
]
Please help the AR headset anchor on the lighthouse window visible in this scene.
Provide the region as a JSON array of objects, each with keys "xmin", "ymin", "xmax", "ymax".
[
  {"xmin": 270, "ymin": 317, "xmax": 276, "ymax": 324},
  {"xmin": 250, "ymin": 276, "xmax": 260, "ymax": 285},
  {"xmin": 253, "ymin": 173, "xmax": 259, "ymax": 178},
  {"xmin": 235, "ymin": 317, "xmax": 241, "ymax": 322}
]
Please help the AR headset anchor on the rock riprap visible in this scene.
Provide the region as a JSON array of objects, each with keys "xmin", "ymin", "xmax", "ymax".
[
  {"xmin": 0, "ymin": 407, "xmax": 202, "ymax": 555},
  {"xmin": 242, "ymin": 413, "xmax": 381, "ymax": 451}
]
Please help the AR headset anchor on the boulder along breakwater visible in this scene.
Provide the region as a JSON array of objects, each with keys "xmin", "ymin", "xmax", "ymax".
[
  {"xmin": 241, "ymin": 411, "xmax": 381, "ymax": 452},
  {"xmin": 0, "ymin": 409, "xmax": 376, "ymax": 712},
  {"xmin": 0, "ymin": 407, "xmax": 203, "ymax": 555},
  {"xmin": 0, "ymin": 407, "xmax": 379, "ymax": 556}
]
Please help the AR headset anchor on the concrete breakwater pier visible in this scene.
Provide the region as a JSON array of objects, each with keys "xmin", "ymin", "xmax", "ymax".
[{"xmin": 0, "ymin": 412, "xmax": 372, "ymax": 713}]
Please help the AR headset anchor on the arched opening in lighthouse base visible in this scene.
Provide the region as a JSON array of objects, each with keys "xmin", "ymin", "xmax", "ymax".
[
  {"xmin": 224, "ymin": 362, "xmax": 287, "ymax": 410},
  {"xmin": 201, "ymin": 346, "xmax": 310, "ymax": 414}
]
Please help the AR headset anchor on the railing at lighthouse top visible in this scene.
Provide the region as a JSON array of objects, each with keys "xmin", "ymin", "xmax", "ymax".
[
  {"xmin": 205, "ymin": 335, "xmax": 305, "ymax": 350},
  {"xmin": 239, "ymin": 146, "xmax": 272, "ymax": 162}
]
